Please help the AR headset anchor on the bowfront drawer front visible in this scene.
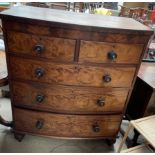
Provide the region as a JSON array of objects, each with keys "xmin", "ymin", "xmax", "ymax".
[
  {"xmin": 10, "ymin": 56, "xmax": 136, "ymax": 88},
  {"xmin": 12, "ymin": 81, "xmax": 129, "ymax": 114},
  {"xmin": 14, "ymin": 108, "xmax": 122, "ymax": 138},
  {"xmin": 7, "ymin": 31, "xmax": 76, "ymax": 62},
  {"xmin": 79, "ymin": 40, "xmax": 144, "ymax": 64}
]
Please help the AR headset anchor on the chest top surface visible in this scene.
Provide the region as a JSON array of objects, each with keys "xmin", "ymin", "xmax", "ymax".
[{"xmin": 0, "ymin": 5, "xmax": 153, "ymax": 35}]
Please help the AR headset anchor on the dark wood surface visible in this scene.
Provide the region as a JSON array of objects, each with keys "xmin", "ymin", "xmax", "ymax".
[
  {"xmin": 126, "ymin": 62, "xmax": 155, "ymax": 119},
  {"xmin": 0, "ymin": 6, "xmax": 153, "ymax": 141},
  {"xmin": 0, "ymin": 6, "xmax": 152, "ymax": 33},
  {"xmin": 125, "ymin": 62, "xmax": 155, "ymax": 145}
]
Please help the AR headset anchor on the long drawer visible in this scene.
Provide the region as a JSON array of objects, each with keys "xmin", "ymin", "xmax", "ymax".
[
  {"xmin": 7, "ymin": 31, "xmax": 76, "ymax": 62},
  {"xmin": 9, "ymin": 56, "xmax": 136, "ymax": 88},
  {"xmin": 79, "ymin": 40, "xmax": 144, "ymax": 64},
  {"xmin": 13, "ymin": 108, "xmax": 122, "ymax": 138},
  {"xmin": 12, "ymin": 81, "xmax": 129, "ymax": 114}
]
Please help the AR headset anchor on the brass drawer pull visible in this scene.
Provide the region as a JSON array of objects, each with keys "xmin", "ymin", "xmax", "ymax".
[
  {"xmin": 34, "ymin": 44, "xmax": 45, "ymax": 54},
  {"xmin": 107, "ymin": 51, "xmax": 117, "ymax": 60},
  {"xmin": 92, "ymin": 123, "xmax": 100, "ymax": 132},
  {"xmin": 35, "ymin": 120, "xmax": 44, "ymax": 129},
  {"xmin": 97, "ymin": 98, "xmax": 105, "ymax": 106},
  {"xmin": 35, "ymin": 68, "xmax": 44, "ymax": 78},
  {"xmin": 36, "ymin": 94, "xmax": 45, "ymax": 103},
  {"xmin": 103, "ymin": 75, "xmax": 111, "ymax": 82}
]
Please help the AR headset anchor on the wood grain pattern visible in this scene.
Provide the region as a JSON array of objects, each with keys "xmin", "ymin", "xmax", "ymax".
[
  {"xmin": 13, "ymin": 107, "xmax": 122, "ymax": 138},
  {"xmin": 0, "ymin": 6, "xmax": 152, "ymax": 140},
  {"xmin": 80, "ymin": 40, "xmax": 144, "ymax": 64},
  {"xmin": 4, "ymin": 21, "xmax": 151, "ymax": 44},
  {"xmin": 7, "ymin": 31, "xmax": 75, "ymax": 62},
  {"xmin": 9, "ymin": 56, "xmax": 136, "ymax": 88},
  {"xmin": 12, "ymin": 81, "xmax": 129, "ymax": 114}
]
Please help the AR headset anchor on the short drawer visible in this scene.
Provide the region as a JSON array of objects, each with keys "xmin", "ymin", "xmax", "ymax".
[
  {"xmin": 13, "ymin": 108, "xmax": 122, "ymax": 138},
  {"xmin": 12, "ymin": 81, "xmax": 129, "ymax": 114},
  {"xmin": 10, "ymin": 56, "xmax": 136, "ymax": 88},
  {"xmin": 7, "ymin": 31, "xmax": 76, "ymax": 62},
  {"xmin": 79, "ymin": 40, "xmax": 144, "ymax": 64}
]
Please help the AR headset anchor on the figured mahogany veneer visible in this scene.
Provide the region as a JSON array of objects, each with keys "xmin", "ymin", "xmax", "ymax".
[
  {"xmin": 9, "ymin": 56, "xmax": 136, "ymax": 88},
  {"xmin": 12, "ymin": 81, "xmax": 129, "ymax": 114},
  {"xmin": 80, "ymin": 40, "xmax": 144, "ymax": 64},
  {"xmin": 0, "ymin": 6, "xmax": 153, "ymax": 142},
  {"xmin": 14, "ymin": 108, "xmax": 122, "ymax": 138},
  {"xmin": 4, "ymin": 21, "xmax": 151, "ymax": 44},
  {"xmin": 7, "ymin": 31, "xmax": 76, "ymax": 62}
]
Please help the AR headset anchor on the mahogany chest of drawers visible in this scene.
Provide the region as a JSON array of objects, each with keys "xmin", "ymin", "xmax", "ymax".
[{"xmin": 0, "ymin": 6, "xmax": 153, "ymax": 143}]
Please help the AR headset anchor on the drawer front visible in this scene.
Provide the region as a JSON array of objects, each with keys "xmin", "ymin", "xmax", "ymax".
[
  {"xmin": 79, "ymin": 40, "xmax": 143, "ymax": 64},
  {"xmin": 7, "ymin": 31, "xmax": 76, "ymax": 62},
  {"xmin": 14, "ymin": 108, "xmax": 122, "ymax": 138},
  {"xmin": 5, "ymin": 21, "xmax": 150, "ymax": 44},
  {"xmin": 10, "ymin": 56, "xmax": 136, "ymax": 88},
  {"xmin": 12, "ymin": 81, "xmax": 129, "ymax": 114}
]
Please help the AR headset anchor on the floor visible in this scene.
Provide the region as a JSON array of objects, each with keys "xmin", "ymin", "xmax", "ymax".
[{"xmin": 0, "ymin": 97, "xmax": 133, "ymax": 153}]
